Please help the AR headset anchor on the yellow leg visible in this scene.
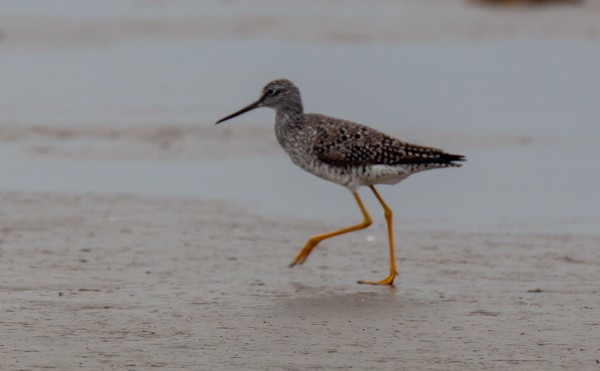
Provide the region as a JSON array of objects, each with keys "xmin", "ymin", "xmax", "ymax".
[
  {"xmin": 358, "ymin": 185, "xmax": 398, "ymax": 286},
  {"xmin": 289, "ymin": 192, "xmax": 372, "ymax": 267}
]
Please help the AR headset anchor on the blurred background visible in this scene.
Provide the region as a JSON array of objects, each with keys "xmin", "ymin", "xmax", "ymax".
[{"xmin": 1, "ymin": 0, "xmax": 599, "ymax": 234}]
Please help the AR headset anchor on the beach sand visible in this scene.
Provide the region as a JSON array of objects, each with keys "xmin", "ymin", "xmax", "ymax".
[{"xmin": 1, "ymin": 191, "xmax": 599, "ymax": 369}]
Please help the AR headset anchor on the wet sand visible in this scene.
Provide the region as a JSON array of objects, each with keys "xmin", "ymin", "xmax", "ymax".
[{"xmin": 1, "ymin": 191, "xmax": 599, "ymax": 369}]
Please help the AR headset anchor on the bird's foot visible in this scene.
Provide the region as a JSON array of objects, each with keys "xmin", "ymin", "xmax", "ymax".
[
  {"xmin": 358, "ymin": 272, "xmax": 397, "ymax": 286},
  {"xmin": 288, "ymin": 239, "xmax": 318, "ymax": 267},
  {"xmin": 289, "ymin": 254, "xmax": 307, "ymax": 268}
]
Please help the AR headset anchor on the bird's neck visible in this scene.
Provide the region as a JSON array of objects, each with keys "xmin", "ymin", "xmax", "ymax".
[
  {"xmin": 275, "ymin": 106, "xmax": 303, "ymax": 129},
  {"xmin": 274, "ymin": 106, "xmax": 304, "ymax": 151}
]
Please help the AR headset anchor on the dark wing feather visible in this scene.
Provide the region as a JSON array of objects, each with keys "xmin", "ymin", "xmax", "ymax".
[{"xmin": 310, "ymin": 114, "xmax": 465, "ymax": 167}]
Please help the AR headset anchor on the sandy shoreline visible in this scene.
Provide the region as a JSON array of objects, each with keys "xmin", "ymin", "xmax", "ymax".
[
  {"xmin": 3, "ymin": 0, "xmax": 600, "ymax": 49},
  {"xmin": 1, "ymin": 191, "xmax": 598, "ymax": 369}
]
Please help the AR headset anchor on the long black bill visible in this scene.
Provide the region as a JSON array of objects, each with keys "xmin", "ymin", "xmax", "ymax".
[{"xmin": 215, "ymin": 99, "xmax": 262, "ymax": 124}]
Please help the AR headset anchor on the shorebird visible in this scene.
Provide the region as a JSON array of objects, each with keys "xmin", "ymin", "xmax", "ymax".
[{"xmin": 216, "ymin": 79, "xmax": 464, "ymax": 286}]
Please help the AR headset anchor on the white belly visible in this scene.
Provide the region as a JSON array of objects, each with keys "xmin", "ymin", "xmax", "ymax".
[{"xmin": 296, "ymin": 159, "xmax": 411, "ymax": 191}]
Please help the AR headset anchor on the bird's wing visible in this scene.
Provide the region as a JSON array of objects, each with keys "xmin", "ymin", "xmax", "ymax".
[{"xmin": 309, "ymin": 114, "xmax": 464, "ymax": 167}]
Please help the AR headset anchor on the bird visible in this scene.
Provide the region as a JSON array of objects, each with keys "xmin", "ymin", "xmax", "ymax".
[{"xmin": 215, "ymin": 79, "xmax": 464, "ymax": 286}]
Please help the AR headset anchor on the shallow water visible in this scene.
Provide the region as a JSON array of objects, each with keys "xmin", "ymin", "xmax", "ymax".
[
  {"xmin": 1, "ymin": 139, "xmax": 598, "ymax": 235},
  {"xmin": 3, "ymin": 38, "xmax": 600, "ymax": 137},
  {"xmin": 1, "ymin": 35, "xmax": 599, "ymax": 235}
]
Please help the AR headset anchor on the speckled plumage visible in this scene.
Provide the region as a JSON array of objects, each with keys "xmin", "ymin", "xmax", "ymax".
[
  {"xmin": 215, "ymin": 78, "xmax": 465, "ymax": 285},
  {"xmin": 255, "ymin": 79, "xmax": 465, "ymax": 191}
]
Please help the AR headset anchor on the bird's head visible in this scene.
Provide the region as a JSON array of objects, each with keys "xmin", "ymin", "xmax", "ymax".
[{"xmin": 215, "ymin": 79, "xmax": 303, "ymax": 124}]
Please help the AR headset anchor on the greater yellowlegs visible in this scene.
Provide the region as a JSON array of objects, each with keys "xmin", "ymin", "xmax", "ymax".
[{"xmin": 216, "ymin": 79, "xmax": 464, "ymax": 286}]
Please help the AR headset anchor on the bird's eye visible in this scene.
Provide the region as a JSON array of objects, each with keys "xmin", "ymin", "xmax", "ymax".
[{"xmin": 266, "ymin": 89, "xmax": 276, "ymax": 96}]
